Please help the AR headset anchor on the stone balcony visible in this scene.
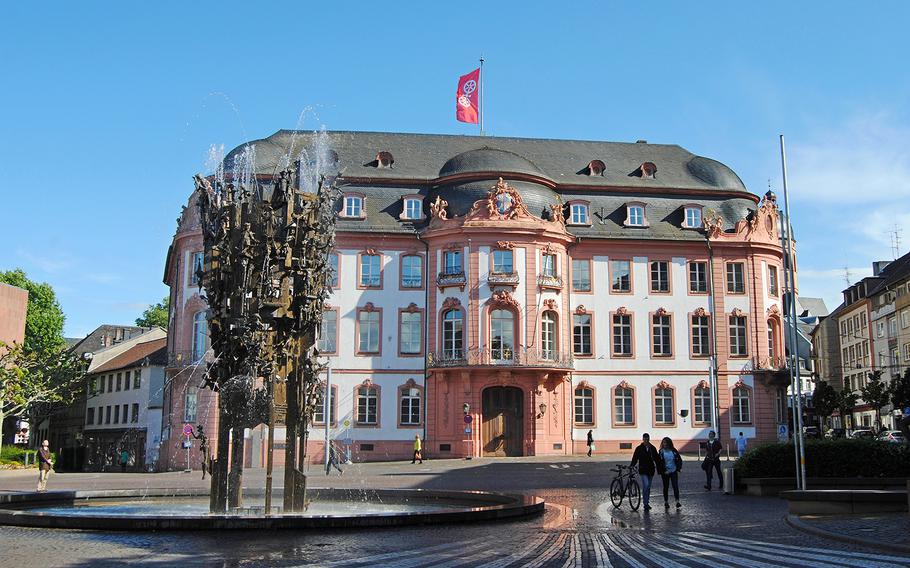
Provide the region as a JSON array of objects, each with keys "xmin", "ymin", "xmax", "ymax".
[
  {"xmin": 428, "ymin": 347, "xmax": 574, "ymax": 370},
  {"xmin": 488, "ymin": 271, "xmax": 519, "ymax": 287},
  {"xmin": 537, "ymin": 274, "xmax": 563, "ymax": 290},
  {"xmin": 436, "ymin": 271, "xmax": 466, "ymax": 290}
]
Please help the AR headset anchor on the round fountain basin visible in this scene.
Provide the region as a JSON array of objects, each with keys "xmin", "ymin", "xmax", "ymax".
[{"xmin": 0, "ymin": 488, "xmax": 544, "ymax": 530}]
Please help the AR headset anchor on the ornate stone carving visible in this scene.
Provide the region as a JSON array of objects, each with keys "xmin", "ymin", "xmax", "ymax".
[
  {"xmin": 441, "ymin": 297, "xmax": 462, "ymax": 310},
  {"xmin": 466, "ymin": 178, "xmax": 531, "ymax": 221},
  {"xmin": 360, "ymin": 378, "xmax": 374, "ymax": 388},
  {"xmin": 363, "ymin": 248, "xmax": 378, "ymax": 256},
  {"xmin": 695, "ymin": 379, "xmax": 710, "ymax": 389},
  {"xmin": 404, "ymin": 302, "xmax": 420, "ymax": 312},
  {"xmin": 703, "ymin": 209, "xmax": 724, "ymax": 238},
  {"xmin": 767, "ymin": 304, "xmax": 780, "ymax": 317},
  {"xmin": 495, "ymin": 241, "xmax": 515, "ymax": 250},
  {"xmin": 656, "ymin": 380, "xmax": 672, "ymax": 390},
  {"xmin": 617, "ymin": 380, "xmax": 632, "ymax": 390},
  {"xmin": 693, "ymin": 307, "xmax": 707, "ymax": 317},
  {"xmin": 732, "ymin": 378, "xmax": 748, "ymax": 390},
  {"xmin": 731, "ymin": 307, "xmax": 745, "ymax": 317},
  {"xmin": 543, "ymin": 243, "xmax": 557, "ymax": 255},
  {"xmin": 577, "ymin": 379, "xmax": 592, "ymax": 390},
  {"xmin": 543, "ymin": 298, "xmax": 557, "ymax": 310},
  {"xmin": 615, "ymin": 306, "xmax": 629, "ymax": 316},
  {"xmin": 549, "ymin": 202, "xmax": 565, "ymax": 225},
  {"xmin": 403, "ymin": 378, "xmax": 418, "ymax": 388},
  {"xmin": 429, "ymin": 195, "xmax": 448, "ymax": 220},
  {"xmin": 655, "ymin": 307, "xmax": 669, "ymax": 317},
  {"xmin": 362, "ymin": 302, "xmax": 378, "ymax": 312},
  {"xmin": 575, "ymin": 305, "xmax": 587, "ymax": 315},
  {"xmin": 487, "ymin": 290, "xmax": 520, "ymax": 311}
]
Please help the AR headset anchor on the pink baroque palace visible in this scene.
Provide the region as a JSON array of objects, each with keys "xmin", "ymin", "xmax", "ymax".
[{"xmin": 160, "ymin": 131, "xmax": 793, "ymax": 470}]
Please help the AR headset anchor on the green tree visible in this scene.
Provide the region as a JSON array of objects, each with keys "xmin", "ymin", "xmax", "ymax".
[
  {"xmin": 812, "ymin": 380, "xmax": 839, "ymax": 424},
  {"xmin": 135, "ymin": 296, "xmax": 169, "ymax": 328},
  {"xmin": 890, "ymin": 367, "xmax": 910, "ymax": 410},
  {"xmin": 837, "ymin": 388, "xmax": 859, "ymax": 429},
  {"xmin": 0, "ymin": 342, "xmax": 87, "ymax": 452},
  {"xmin": 860, "ymin": 370, "xmax": 891, "ymax": 430},
  {"xmin": 0, "ymin": 269, "xmax": 65, "ymax": 354}
]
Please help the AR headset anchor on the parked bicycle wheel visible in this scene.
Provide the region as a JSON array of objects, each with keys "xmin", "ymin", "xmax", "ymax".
[
  {"xmin": 626, "ymin": 479, "xmax": 641, "ymax": 511},
  {"xmin": 609, "ymin": 477, "xmax": 624, "ymax": 508}
]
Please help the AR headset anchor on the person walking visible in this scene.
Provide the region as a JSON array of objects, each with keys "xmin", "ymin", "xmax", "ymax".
[
  {"xmin": 328, "ymin": 442, "xmax": 343, "ymax": 475},
  {"xmin": 119, "ymin": 449, "xmax": 130, "ymax": 473},
  {"xmin": 586, "ymin": 430, "xmax": 594, "ymax": 457},
  {"xmin": 735, "ymin": 432, "xmax": 748, "ymax": 458},
  {"xmin": 658, "ymin": 437, "xmax": 683, "ymax": 509},
  {"xmin": 630, "ymin": 433, "xmax": 660, "ymax": 511},
  {"xmin": 703, "ymin": 430, "xmax": 723, "ymax": 490},
  {"xmin": 36, "ymin": 440, "xmax": 53, "ymax": 492},
  {"xmin": 412, "ymin": 434, "xmax": 423, "ymax": 464}
]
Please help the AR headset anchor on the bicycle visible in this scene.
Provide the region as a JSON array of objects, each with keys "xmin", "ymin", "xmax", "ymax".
[{"xmin": 609, "ymin": 465, "xmax": 641, "ymax": 511}]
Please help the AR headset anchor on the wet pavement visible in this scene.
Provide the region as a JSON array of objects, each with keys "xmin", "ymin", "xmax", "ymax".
[{"xmin": 1, "ymin": 455, "xmax": 908, "ymax": 567}]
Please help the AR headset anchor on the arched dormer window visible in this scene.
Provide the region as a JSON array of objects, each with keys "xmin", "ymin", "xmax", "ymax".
[{"xmin": 585, "ymin": 159, "xmax": 605, "ymax": 176}]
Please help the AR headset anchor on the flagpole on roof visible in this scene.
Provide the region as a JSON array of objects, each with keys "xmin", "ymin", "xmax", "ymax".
[{"xmin": 479, "ymin": 56, "xmax": 485, "ymax": 136}]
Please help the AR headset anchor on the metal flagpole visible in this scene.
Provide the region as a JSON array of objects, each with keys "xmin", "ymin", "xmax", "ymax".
[
  {"xmin": 324, "ymin": 363, "xmax": 332, "ymax": 475},
  {"xmin": 780, "ymin": 134, "xmax": 807, "ymax": 490},
  {"xmin": 479, "ymin": 56, "xmax": 485, "ymax": 136}
]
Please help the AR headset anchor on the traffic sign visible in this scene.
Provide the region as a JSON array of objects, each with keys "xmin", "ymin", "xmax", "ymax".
[
  {"xmin": 343, "ymin": 419, "xmax": 351, "ymax": 428},
  {"xmin": 183, "ymin": 424, "xmax": 194, "ymax": 436},
  {"xmin": 777, "ymin": 424, "xmax": 788, "ymax": 442},
  {"xmin": 464, "ymin": 414, "xmax": 473, "ymax": 424},
  {"xmin": 464, "ymin": 426, "xmax": 472, "ymax": 434}
]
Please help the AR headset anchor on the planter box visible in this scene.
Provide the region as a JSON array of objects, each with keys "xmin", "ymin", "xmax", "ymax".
[
  {"xmin": 742, "ymin": 477, "xmax": 909, "ymax": 497},
  {"xmin": 781, "ymin": 489, "xmax": 908, "ymax": 515}
]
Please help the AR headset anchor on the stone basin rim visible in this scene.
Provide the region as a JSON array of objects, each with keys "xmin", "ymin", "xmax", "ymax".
[{"xmin": 0, "ymin": 488, "xmax": 545, "ymax": 531}]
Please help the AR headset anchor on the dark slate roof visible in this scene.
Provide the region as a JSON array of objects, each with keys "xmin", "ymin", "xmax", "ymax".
[
  {"xmin": 67, "ymin": 325, "xmax": 153, "ymax": 357},
  {"xmin": 797, "ymin": 297, "xmax": 829, "ymax": 318},
  {"xmin": 222, "ymin": 130, "xmax": 756, "ymax": 240}
]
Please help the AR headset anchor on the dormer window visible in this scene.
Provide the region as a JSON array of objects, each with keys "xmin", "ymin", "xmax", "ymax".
[
  {"xmin": 568, "ymin": 201, "xmax": 590, "ymax": 225},
  {"xmin": 624, "ymin": 203, "xmax": 648, "ymax": 227},
  {"xmin": 400, "ymin": 196, "xmax": 423, "ymax": 221},
  {"xmin": 684, "ymin": 206, "xmax": 703, "ymax": 229},
  {"xmin": 376, "ymin": 151, "xmax": 394, "ymax": 168},
  {"xmin": 342, "ymin": 194, "xmax": 365, "ymax": 219},
  {"xmin": 630, "ymin": 162, "xmax": 657, "ymax": 179},
  {"xmin": 585, "ymin": 159, "xmax": 605, "ymax": 176}
]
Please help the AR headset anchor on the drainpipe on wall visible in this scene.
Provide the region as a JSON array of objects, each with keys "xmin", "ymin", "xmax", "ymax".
[
  {"xmin": 566, "ymin": 236, "xmax": 581, "ymax": 454},
  {"xmin": 415, "ymin": 228, "xmax": 430, "ymax": 447},
  {"xmin": 705, "ymin": 235, "xmax": 723, "ymax": 439}
]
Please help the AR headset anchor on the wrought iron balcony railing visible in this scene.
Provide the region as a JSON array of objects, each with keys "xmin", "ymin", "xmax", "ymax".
[
  {"xmin": 436, "ymin": 271, "xmax": 467, "ymax": 289},
  {"xmin": 751, "ymin": 355, "xmax": 789, "ymax": 371},
  {"xmin": 428, "ymin": 346, "xmax": 574, "ymax": 369},
  {"xmin": 488, "ymin": 271, "xmax": 519, "ymax": 286}
]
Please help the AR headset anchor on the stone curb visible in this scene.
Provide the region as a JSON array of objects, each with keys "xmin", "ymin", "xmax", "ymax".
[{"xmin": 785, "ymin": 514, "xmax": 910, "ymax": 554}]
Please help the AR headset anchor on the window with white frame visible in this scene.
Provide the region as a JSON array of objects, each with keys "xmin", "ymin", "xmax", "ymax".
[
  {"xmin": 726, "ymin": 263, "xmax": 745, "ymax": 293},
  {"xmin": 443, "ymin": 250, "xmax": 462, "ymax": 275},
  {"xmin": 650, "ymin": 261, "xmax": 669, "ymax": 293},
  {"xmin": 442, "ymin": 310, "xmax": 464, "ymax": 359},
  {"xmin": 614, "ymin": 386, "xmax": 634, "ymax": 425},
  {"xmin": 356, "ymin": 386, "xmax": 378, "ymax": 425},
  {"xmin": 399, "ymin": 311, "xmax": 422, "ymax": 354},
  {"xmin": 904, "ymin": 343, "xmax": 910, "ymax": 362},
  {"xmin": 889, "ymin": 317, "xmax": 898, "ymax": 336},
  {"xmin": 732, "ymin": 386, "xmax": 751, "ymax": 423},
  {"xmin": 541, "ymin": 312, "xmax": 557, "ymax": 360},
  {"xmin": 490, "ymin": 309, "xmax": 515, "ymax": 360},
  {"xmin": 689, "ymin": 262, "xmax": 708, "ymax": 293},
  {"xmin": 693, "ymin": 385, "xmax": 711, "ymax": 424},
  {"xmin": 541, "ymin": 253, "xmax": 557, "ymax": 277},
  {"xmin": 570, "ymin": 203, "xmax": 588, "ymax": 224},
  {"xmin": 877, "ymin": 321, "xmax": 886, "ymax": 338},
  {"xmin": 627, "ymin": 205, "xmax": 645, "ymax": 226},
  {"xmin": 358, "ymin": 310, "xmax": 381, "ymax": 353},
  {"xmin": 729, "ymin": 315, "xmax": 748, "ymax": 356},
  {"xmin": 401, "ymin": 255, "xmax": 422, "ymax": 288},
  {"xmin": 611, "ymin": 260, "xmax": 631, "ymax": 292},
  {"xmin": 573, "ymin": 313, "xmax": 592, "ymax": 356},
  {"xmin": 360, "ymin": 254, "xmax": 381, "ymax": 287},
  {"xmin": 492, "ymin": 250, "xmax": 513, "ymax": 274},
  {"xmin": 902, "ymin": 310, "xmax": 910, "ymax": 329},
  {"xmin": 612, "ymin": 313, "xmax": 632, "ymax": 356},
  {"xmin": 574, "ymin": 387, "xmax": 594, "ymax": 425},
  {"xmin": 191, "ymin": 252, "xmax": 204, "ymax": 285},
  {"xmin": 768, "ymin": 321, "xmax": 776, "ymax": 358},
  {"xmin": 313, "ymin": 385, "xmax": 336, "ymax": 425},
  {"xmin": 691, "ymin": 314, "xmax": 710, "ymax": 356},
  {"xmin": 400, "ymin": 386, "xmax": 421, "ymax": 425},
  {"xmin": 652, "ymin": 314, "xmax": 672, "ymax": 356},
  {"xmin": 768, "ymin": 266, "xmax": 779, "ymax": 296},
  {"xmin": 572, "ymin": 259, "xmax": 591, "ymax": 291},
  {"xmin": 654, "ymin": 387, "xmax": 674, "ymax": 424},
  {"xmin": 685, "ymin": 207, "xmax": 702, "ymax": 228},
  {"xmin": 402, "ymin": 197, "xmax": 422, "ymax": 220},
  {"xmin": 192, "ymin": 311, "xmax": 207, "ymax": 361},
  {"xmin": 343, "ymin": 195, "xmax": 363, "ymax": 218},
  {"xmin": 318, "ymin": 310, "xmax": 337, "ymax": 353}
]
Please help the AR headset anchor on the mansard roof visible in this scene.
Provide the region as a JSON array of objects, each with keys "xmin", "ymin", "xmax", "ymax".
[{"xmin": 222, "ymin": 130, "xmax": 757, "ymax": 240}]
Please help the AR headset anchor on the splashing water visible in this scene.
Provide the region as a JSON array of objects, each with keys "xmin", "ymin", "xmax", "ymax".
[
  {"xmin": 205, "ymin": 143, "xmax": 226, "ymax": 188},
  {"xmin": 297, "ymin": 128, "xmax": 337, "ymax": 194}
]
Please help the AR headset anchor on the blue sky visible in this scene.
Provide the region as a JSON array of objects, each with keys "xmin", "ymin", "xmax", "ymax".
[{"xmin": 2, "ymin": 2, "xmax": 909, "ymax": 337}]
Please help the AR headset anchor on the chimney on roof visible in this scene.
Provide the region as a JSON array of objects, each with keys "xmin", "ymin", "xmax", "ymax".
[{"xmin": 872, "ymin": 260, "xmax": 892, "ymax": 276}]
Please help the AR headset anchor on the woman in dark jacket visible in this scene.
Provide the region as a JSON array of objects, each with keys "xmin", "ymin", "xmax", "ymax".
[
  {"xmin": 658, "ymin": 436, "xmax": 683, "ymax": 509},
  {"xmin": 586, "ymin": 430, "xmax": 594, "ymax": 457}
]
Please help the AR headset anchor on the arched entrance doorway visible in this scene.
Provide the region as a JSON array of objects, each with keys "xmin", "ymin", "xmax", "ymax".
[{"xmin": 482, "ymin": 386, "xmax": 524, "ymax": 456}]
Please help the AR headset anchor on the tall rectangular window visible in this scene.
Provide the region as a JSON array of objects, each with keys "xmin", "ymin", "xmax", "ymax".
[
  {"xmin": 573, "ymin": 314, "xmax": 592, "ymax": 356},
  {"xmin": 726, "ymin": 263, "xmax": 745, "ymax": 294},
  {"xmin": 572, "ymin": 259, "xmax": 591, "ymax": 292},
  {"xmin": 184, "ymin": 389, "xmax": 197, "ymax": 423},
  {"xmin": 400, "ymin": 387, "xmax": 421, "ymax": 425},
  {"xmin": 492, "ymin": 250, "xmax": 513, "ymax": 273},
  {"xmin": 358, "ymin": 310, "xmax": 381, "ymax": 353},
  {"xmin": 131, "ymin": 403, "xmax": 139, "ymax": 423},
  {"xmin": 116, "ymin": 372, "xmax": 122, "ymax": 391},
  {"xmin": 768, "ymin": 266, "xmax": 779, "ymax": 296},
  {"xmin": 574, "ymin": 387, "xmax": 594, "ymax": 425},
  {"xmin": 442, "ymin": 310, "xmax": 464, "ymax": 359},
  {"xmin": 691, "ymin": 315, "xmax": 710, "ymax": 356},
  {"xmin": 570, "ymin": 203, "xmax": 588, "ymax": 224},
  {"xmin": 86, "ymin": 408, "xmax": 95, "ymax": 426},
  {"xmin": 399, "ymin": 311, "xmax": 422, "ymax": 354},
  {"xmin": 729, "ymin": 316, "xmax": 748, "ymax": 356},
  {"xmin": 541, "ymin": 254, "xmax": 557, "ymax": 277},
  {"xmin": 105, "ymin": 406, "xmax": 111, "ymax": 424},
  {"xmin": 360, "ymin": 254, "xmax": 381, "ymax": 287},
  {"xmin": 401, "ymin": 255, "xmax": 423, "ymax": 288},
  {"xmin": 689, "ymin": 262, "xmax": 708, "ymax": 293},
  {"xmin": 133, "ymin": 370, "xmax": 141, "ymax": 389},
  {"xmin": 654, "ymin": 388, "xmax": 674, "ymax": 424},
  {"xmin": 650, "ymin": 261, "xmax": 669, "ymax": 293},
  {"xmin": 732, "ymin": 387, "xmax": 751, "ymax": 423},
  {"xmin": 652, "ymin": 314, "xmax": 672, "ymax": 356},
  {"xmin": 191, "ymin": 251, "xmax": 204, "ymax": 285},
  {"xmin": 114, "ymin": 405, "xmax": 120, "ymax": 424},
  {"xmin": 108, "ymin": 375, "xmax": 113, "ymax": 392},
  {"xmin": 326, "ymin": 253, "xmax": 339, "ymax": 288},
  {"xmin": 693, "ymin": 386, "xmax": 712, "ymax": 424},
  {"xmin": 313, "ymin": 386, "xmax": 336, "ymax": 425},
  {"xmin": 611, "ymin": 260, "xmax": 631, "ymax": 293},
  {"xmin": 356, "ymin": 386, "xmax": 378, "ymax": 425},
  {"xmin": 317, "ymin": 310, "xmax": 337, "ymax": 353},
  {"xmin": 443, "ymin": 251, "xmax": 462, "ymax": 275},
  {"xmin": 541, "ymin": 312, "xmax": 557, "ymax": 360},
  {"xmin": 614, "ymin": 387, "xmax": 634, "ymax": 425},
  {"xmin": 612, "ymin": 314, "xmax": 632, "ymax": 356}
]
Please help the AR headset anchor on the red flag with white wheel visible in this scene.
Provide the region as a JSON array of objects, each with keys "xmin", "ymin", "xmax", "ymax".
[{"xmin": 456, "ymin": 68, "xmax": 480, "ymax": 124}]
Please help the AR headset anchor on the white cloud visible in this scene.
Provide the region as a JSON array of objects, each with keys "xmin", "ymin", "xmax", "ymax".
[{"xmin": 15, "ymin": 248, "xmax": 76, "ymax": 274}]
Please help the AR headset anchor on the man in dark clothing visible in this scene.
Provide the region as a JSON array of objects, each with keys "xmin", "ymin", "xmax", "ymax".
[
  {"xmin": 630, "ymin": 433, "xmax": 660, "ymax": 511},
  {"xmin": 37, "ymin": 440, "xmax": 53, "ymax": 492},
  {"xmin": 704, "ymin": 430, "xmax": 723, "ymax": 490}
]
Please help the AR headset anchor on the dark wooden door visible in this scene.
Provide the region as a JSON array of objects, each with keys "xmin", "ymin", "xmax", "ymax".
[{"xmin": 482, "ymin": 387, "xmax": 523, "ymax": 457}]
